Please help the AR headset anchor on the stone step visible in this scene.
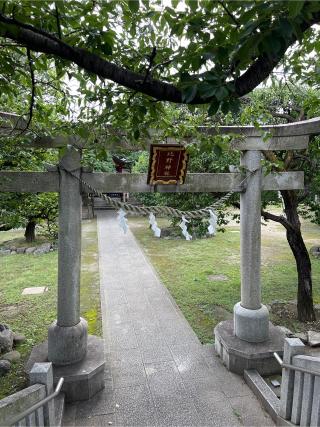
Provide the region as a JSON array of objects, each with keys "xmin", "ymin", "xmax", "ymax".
[{"xmin": 244, "ymin": 369, "xmax": 293, "ymax": 426}]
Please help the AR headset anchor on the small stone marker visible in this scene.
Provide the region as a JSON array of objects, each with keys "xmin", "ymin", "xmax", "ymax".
[
  {"xmin": 0, "ymin": 325, "xmax": 13, "ymax": 353},
  {"xmin": 13, "ymin": 333, "xmax": 26, "ymax": 344},
  {"xmin": 25, "ymin": 247, "xmax": 36, "ymax": 254},
  {"xmin": 0, "ymin": 360, "xmax": 11, "ymax": 376},
  {"xmin": 22, "ymin": 286, "xmax": 48, "ymax": 295},
  {"xmin": 207, "ymin": 274, "xmax": 228, "ymax": 282},
  {"xmin": 1, "ymin": 350, "xmax": 21, "ymax": 362},
  {"xmin": 308, "ymin": 331, "xmax": 320, "ymax": 347}
]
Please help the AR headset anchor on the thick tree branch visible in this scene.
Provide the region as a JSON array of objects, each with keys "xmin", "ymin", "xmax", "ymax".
[
  {"xmin": 261, "ymin": 209, "xmax": 294, "ymax": 231},
  {"xmin": 0, "ymin": 10, "xmax": 319, "ymax": 104},
  {"xmin": 233, "ymin": 200, "xmax": 295, "ymax": 232}
]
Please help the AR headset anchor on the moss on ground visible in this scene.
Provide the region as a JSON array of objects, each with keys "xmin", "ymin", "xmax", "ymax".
[{"xmin": 80, "ymin": 219, "xmax": 102, "ymax": 337}]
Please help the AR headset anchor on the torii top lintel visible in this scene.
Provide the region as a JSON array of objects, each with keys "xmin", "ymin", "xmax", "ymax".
[{"xmin": 1, "ymin": 112, "xmax": 320, "ymax": 151}]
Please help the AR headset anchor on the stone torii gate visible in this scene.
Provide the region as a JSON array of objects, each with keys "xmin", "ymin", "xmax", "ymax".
[{"xmin": 1, "ymin": 112, "xmax": 319, "ymax": 401}]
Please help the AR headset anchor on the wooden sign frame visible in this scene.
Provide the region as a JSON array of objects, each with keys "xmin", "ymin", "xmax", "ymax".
[{"xmin": 147, "ymin": 144, "xmax": 188, "ymax": 185}]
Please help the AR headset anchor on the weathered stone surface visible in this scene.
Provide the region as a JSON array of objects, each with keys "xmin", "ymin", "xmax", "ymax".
[
  {"xmin": 16, "ymin": 247, "xmax": 26, "ymax": 254},
  {"xmin": 0, "ymin": 249, "xmax": 10, "ymax": 255},
  {"xmin": 13, "ymin": 333, "xmax": 26, "ymax": 344},
  {"xmin": 0, "ymin": 324, "xmax": 13, "ymax": 353},
  {"xmin": 22, "ymin": 286, "xmax": 48, "ymax": 295},
  {"xmin": 310, "ymin": 246, "xmax": 320, "ymax": 258},
  {"xmin": 0, "ymin": 383, "xmax": 46, "ymax": 426},
  {"xmin": 244, "ymin": 369, "xmax": 280, "ymax": 422},
  {"xmin": 48, "ymin": 318, "xmax": 87, "ymax": 365},
  {"xmin": 9, "ymin": 246, "xmax": 16, "ymax": 251},
  {"xmin": 294, "ymin": 332, "xmax": 308, "ymax": 344},
  {"xmin": 280, "ymin": 338, "xmax": 305, "ymax": 420},
  {"xmin": 308, "ymin": 330, "xmax": 320, "ymax": 347},
  {"xmin": 26, "ymin": 246, "xmax": 37, "ymax": 254},
  {"xmin": 1, "ymin": 350, "xmax": 21, "ymax": 363},
  {"xmin": 0, "ymin": 360, "xmax": 11, "ymax": 376},
  {"xmin": 26, "ymin": 335, "xmax": 105, "ymax": 402},
  {"xmin": 34, "ymin": 243, "xmax": 51, "ymax": 255},
  {"xmin": 207, "ymin": 274, "xmax": 228, "ymax": 282},
  {"xmin": 214, "ymin": 319, "xmax": 285, "ymax": 375},
  {"xmin": 25, "ymin": 247, "xmax": 36, "ymax": 254},
  {"xmin": 277, "ymin": 326, "xmax": 293, "ymax": 337},
  {"xmin": 10, "ymin": 251, "xmax": 16, "ymax": 255},
  {"xmin": 234, "ymin": 303, "xmax": 269, "ymax": 343}
]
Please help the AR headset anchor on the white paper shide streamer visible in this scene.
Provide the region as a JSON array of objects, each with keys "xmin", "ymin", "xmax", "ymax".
[
  {"xmin": 208, "ymin": 210, "xmax": 218, "ymax": 236},
  {"xmin": 149, "ymin": 213, "xmax": 161, "ymax": 238},
  {"xmin": 117, "ymin": 209, "xmax": 128, "ymax": 234},
  {"xmin": 179, "ymin": 215, "xmax": 192, "ymax": 241}
]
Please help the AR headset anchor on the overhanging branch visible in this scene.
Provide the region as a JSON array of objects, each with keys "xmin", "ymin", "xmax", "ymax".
[{"xmin": 0, "ymin": 10, "xmax": 319, "ymax": 104}]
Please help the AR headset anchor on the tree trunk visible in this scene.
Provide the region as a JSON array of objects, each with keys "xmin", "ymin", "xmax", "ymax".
[
  {"xmin": 281, "ymin": 190, "xmax": 316, "ymax": 321},
  {"xmin": 25, "ymin": 220, "xmax": 36, "ymax": 242}
]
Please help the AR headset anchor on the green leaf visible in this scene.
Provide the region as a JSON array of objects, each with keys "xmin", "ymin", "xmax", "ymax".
[
  {"xmin": 186, "ymin": 0, "xmax": 197, "ymax": 12},
  {"xmin": 101, "ymin": 42, "xmax": 112, "ymax": 56},
  {"xmin": 215, "ymin": 86, "xmax": 229, "ymax": 101},
  {"xmin": 128, "ymin": 0, "xmax": 139, "ymax": 13},
  {"xmin": 228, "ymin": 98, "xmax": 241, "ymax": 114},
  {"xmin": 288, "ymin": 1, "xmax": 304, "ymax": 18},
  {"xmin": 213, "ymin": 144, "xmax": 222, "ymax": 157},
  {"xmin": 182, "ymin": 85, "xmax": 197, "ymax": 103},
  {"xmin": 198, "ymin": 82, "xmax": 217, "ymax": 99},
  {"xmin": 220, "ymin": 100, "xmax": 230, "ymax": 114},
  {"xmin": 208, "ymin": 98, "xmax": 220, "ymax": 116},
  {"xmin": 134, "ymin": 129, "xmax": 140, "ymax": 140}
]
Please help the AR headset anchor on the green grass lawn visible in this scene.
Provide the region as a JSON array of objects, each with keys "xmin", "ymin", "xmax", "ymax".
[
  {"xmin": 129, "ymin": 213, "xmax": 320, "ymax": 344},
  {"xmin": 0, "ymin": 219, "xmax": 101, "ymax": 399}
]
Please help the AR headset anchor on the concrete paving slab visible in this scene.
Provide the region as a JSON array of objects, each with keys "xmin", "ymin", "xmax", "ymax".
[
  {"xmin": 229, "ymin": 395, "xmax": 276, "ymax": 426},
  {"xmin": 114, "ymin": 385, "xmax": 158, "ymax": 426},
  {"xmin": 63, "ymin": 211, "xmax": 274, "ymax": 426},
  {"xmin": 22, "ymin": 286, "xmax": 48, "ymax": 295}
]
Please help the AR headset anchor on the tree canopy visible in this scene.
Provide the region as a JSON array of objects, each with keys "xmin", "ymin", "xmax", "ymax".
[{"xmin": 1, "ymin": 1, "xmax": 320, "ymax": 136}]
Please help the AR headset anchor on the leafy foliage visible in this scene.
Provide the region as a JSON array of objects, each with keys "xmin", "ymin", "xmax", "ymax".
[
  {"xmin": 0, "ymin": 140, "xmax": 58, "ymax": 240},
  {"xmin": 0, "ymin": 1, "xmax": 319, "ymax": 140}
]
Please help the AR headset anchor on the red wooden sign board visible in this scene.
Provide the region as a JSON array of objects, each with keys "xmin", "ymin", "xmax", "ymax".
[{"xmin": 147, "ymin": 144, "xmax": 188, "ymax": 185}]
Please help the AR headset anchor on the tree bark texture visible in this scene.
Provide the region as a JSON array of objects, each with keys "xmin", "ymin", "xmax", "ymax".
[
  {"xmin": 281, "ymin": 190, "xmax": 316, "ymax": 322},
  {"xmin": 25, "ymin": 219, "xmax": 36, "ymax": 242}
]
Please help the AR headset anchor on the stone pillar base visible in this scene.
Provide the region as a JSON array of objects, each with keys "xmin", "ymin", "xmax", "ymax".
[
  {"xmin": 234, "ymin": 302, "xmax": 269, "ymax": 343},
  {"xmin": 214, "ymin": 319, "xmax": 285, "ymax": 375},
  {"xmin": 26, "ymin": 335, "xmax": 105, "ymax": 402},
  {"xmin": 48, "ymin": 318, "xmax": 88, "ymax": 366}
]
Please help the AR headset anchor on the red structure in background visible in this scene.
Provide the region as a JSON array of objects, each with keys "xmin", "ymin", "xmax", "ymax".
[{"xmin": 108, "ymin": 155, "xmax": 132, "ymax": 201}]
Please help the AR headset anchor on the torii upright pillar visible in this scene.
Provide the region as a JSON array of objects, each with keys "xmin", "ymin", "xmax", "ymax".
[
  {"xmin": 213, "ymin": 120, "xmax": 317, "ymax": 375},
  {"xmin": 48, "ymin": 146, "xmax": 88, "ymax": 365},
  {"xmin": 234, "ymin": 149, "xmax": 269, "ymax": 342},
  {"xmin": 26, "ymin": 146, "xmax": 105, "ymax": 402}
]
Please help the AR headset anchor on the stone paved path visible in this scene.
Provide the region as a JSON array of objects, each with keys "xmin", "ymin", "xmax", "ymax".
[{"xmin": 63, "ymin": 211, "xmax": 274, "ymax": 426}]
